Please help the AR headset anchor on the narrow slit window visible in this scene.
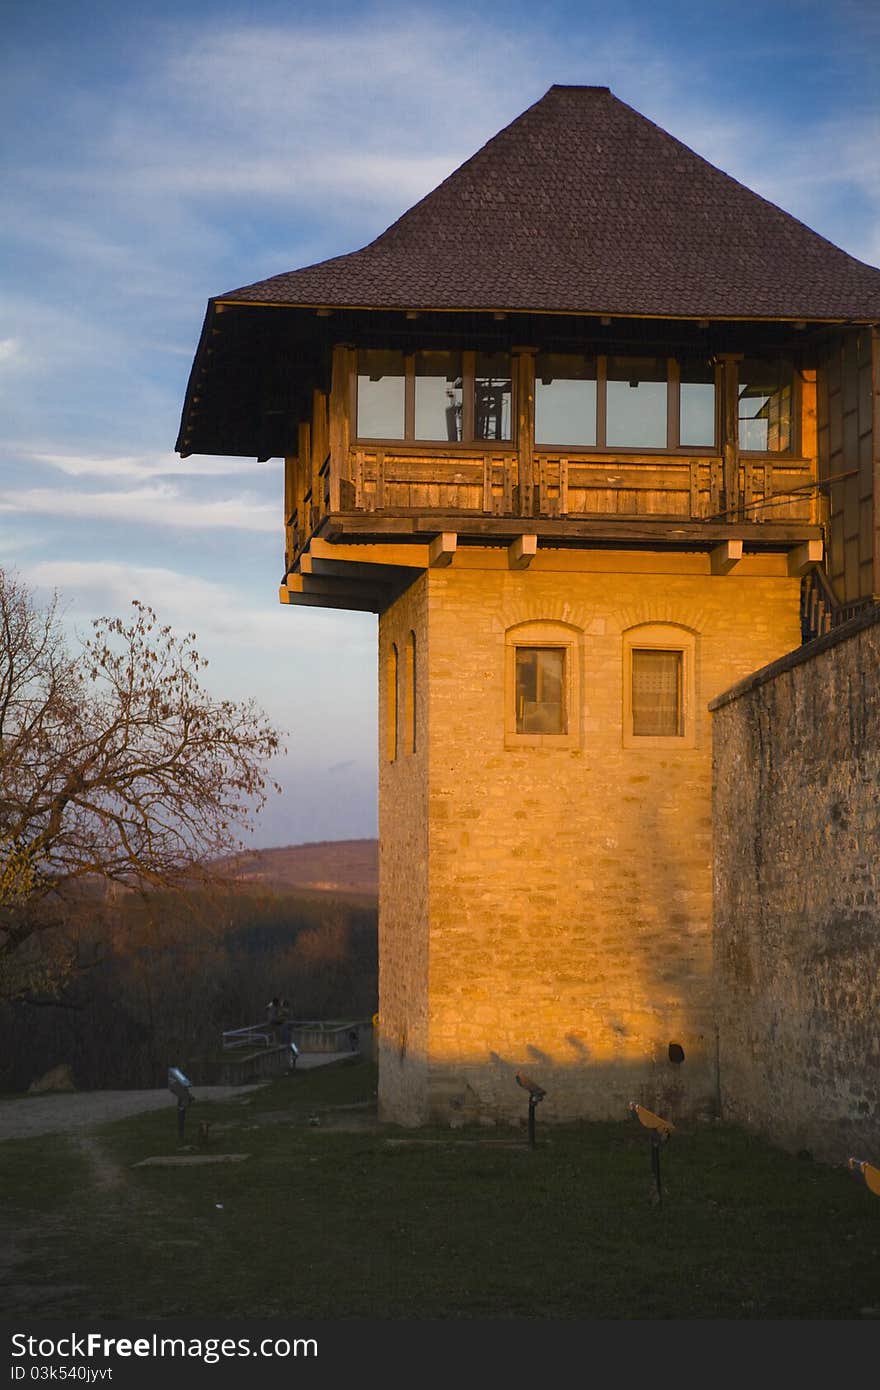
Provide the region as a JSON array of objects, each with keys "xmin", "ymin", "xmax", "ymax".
[
  {"xmin": 404, "ymin": 631, "xmax": 416, "ymax": 754},
  {"xmin": 387, "ymin": 643, "xmax": 399, "ymax": 761},
  {"xmin": 515, "ymin": 647, "xmax": 566, "ymax": 734},
  {"xmin": 631, "ymin": 649, "xmax": 683, "ymax": 737}
]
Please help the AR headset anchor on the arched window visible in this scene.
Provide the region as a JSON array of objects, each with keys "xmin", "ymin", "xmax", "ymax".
[
  {"xmin": 622, "ymin": 624, "xmax": 697, "ymax": 749},
  {"xmin": 504, "ymin": 620, "xmax": 580, "ymax": 749}
]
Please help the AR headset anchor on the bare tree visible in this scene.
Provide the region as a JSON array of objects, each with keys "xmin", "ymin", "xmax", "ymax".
[{"xmin": 0, "ymin": 569, "xmax": 283, "ymax": 1000}]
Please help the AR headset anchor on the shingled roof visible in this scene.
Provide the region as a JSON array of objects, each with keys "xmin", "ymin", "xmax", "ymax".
[{"xmin": 219, "ymin": 84, "xmax": 880, "ymax": 322}]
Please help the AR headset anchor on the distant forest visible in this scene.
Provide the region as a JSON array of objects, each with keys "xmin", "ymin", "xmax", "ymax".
[{"xmin": 0, "ymin": 850, "xmax": 378, "ymax": 1092}]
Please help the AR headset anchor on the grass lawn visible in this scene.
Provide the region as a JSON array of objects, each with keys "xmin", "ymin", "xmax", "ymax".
[{"xmin": 2, "ymin": 1058, "xmax": 879, "ymax": 1320}]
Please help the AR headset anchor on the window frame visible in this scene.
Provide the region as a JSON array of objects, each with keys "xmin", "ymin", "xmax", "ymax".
[
  {"xmin": 354, "ymin": 349, "xmax": 516, "ymax": 448},
  {"xmin": 622, "ymin": 624, "xmax": 697, "ymax": 750},
  {"xmin": 504, "ymin": 621, "xmax": 580, "ymax": 750},
  {"xmin": 736, "ymin": 355, "xmax": 799, "ymax": 458},
  {"xmin": 534, "ymin": 355, "xmax": 722, "ymax": 454},
  {"xmin": 352, "ymin": 348, "xmax": 801, "ymax": 459}
]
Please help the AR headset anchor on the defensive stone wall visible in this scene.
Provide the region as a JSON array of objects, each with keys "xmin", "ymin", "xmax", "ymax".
[{"xmin": 712, "ymin": 606, "xmax": 880, "ymax": 1161}]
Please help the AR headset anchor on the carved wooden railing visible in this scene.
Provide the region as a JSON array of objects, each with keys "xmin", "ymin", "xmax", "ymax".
[
  {"xmin": 286, "ymin": 439, "xmax": 819, "ymax": 570},
  {"xmin": 338, "ymin": 447, "xmax": 818, "ymax": 523}
]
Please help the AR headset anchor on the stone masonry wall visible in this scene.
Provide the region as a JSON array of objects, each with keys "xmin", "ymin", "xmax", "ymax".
[
  {"xmin": 377, "ymin": 575, "xmax": 430, "ymax": 1124},
  {"xmin": 712, "ymin": 608, "xmax": 880, "ymax": 1161},
  {"xmin": 377, "ymin": 552, "xmax": 802, "ymax": 1127}
]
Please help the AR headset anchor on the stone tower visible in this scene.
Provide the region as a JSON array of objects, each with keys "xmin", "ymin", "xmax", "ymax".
[{"xmin": 177, "ymin": 86, "xmax": 880, "ymax": 1126}]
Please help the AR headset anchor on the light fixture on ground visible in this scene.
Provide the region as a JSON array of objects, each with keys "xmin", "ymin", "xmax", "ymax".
[
  {"xmin": 515, "ymin": 1071, "xmax": 546, "ymax": 1148},
  {"xmin": 168, "ymin": 1066, "xmax": 195, "ymax": 1143},
  {"xmin": 629, "ymin": 1101, "xmax": 675, "ymax": 1206},
  {"xmin": 848, "ymin": 1157, "xmax": 880, "ymax": 1196}
]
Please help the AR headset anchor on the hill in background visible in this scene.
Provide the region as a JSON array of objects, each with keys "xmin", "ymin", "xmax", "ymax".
[{"xmin": 218, "ymin": 838, "xmax": 378, "ymax": 898}]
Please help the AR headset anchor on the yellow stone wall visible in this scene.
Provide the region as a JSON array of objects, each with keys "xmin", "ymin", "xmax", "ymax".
[
  {"xmin": 378, "ymin": 551, "xmax": 802, "ymax": 1127},
  {"xmin": 377, "ymin": 577, "xmax": 430, "ymax": 1124}
]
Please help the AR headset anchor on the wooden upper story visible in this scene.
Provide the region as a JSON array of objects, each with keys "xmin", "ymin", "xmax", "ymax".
[
  {"xmin": 281, "ymin": 318, "xmax": 828, "ymax": 575},
  {"xmin": 176, "ymin": 86, "xmax": 880, "ymax": 612}
]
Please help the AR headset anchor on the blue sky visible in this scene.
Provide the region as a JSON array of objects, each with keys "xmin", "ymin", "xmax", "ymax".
[{"xmin": 2, "ymin": 0, "xmax": 878, "ymax": 848}]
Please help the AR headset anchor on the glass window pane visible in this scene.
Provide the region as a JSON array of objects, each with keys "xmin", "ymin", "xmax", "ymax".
[
  {"xmin": 357, "ymin": 350, "xmax": 405, "ymax": 439},
  {"xmin": 679, "ymin": 361, "xmax": 716, "ymax": 448},
  {"xmin": 632, "ymin": 649, "xmax": 683, "ymax": 736},
  {"xmin": 606, "ymin": 356, "xmax": 667, "ymax": 448},
  {"xmin": 475, "ymin": 353, "xmax": 511, "ymax": 441},
  {"xmin": 515, "ymin": 647, "xmax": 565, "ymax": 734},
  {"xmin": 738, "ymin": 358, "xmax": 793, "ymax": 452},
  {"xmin": 415, "ymin": 351, "xmax": 462, "ymax": 441},
  {"xmin": 535, "ymin": 353, "xmax": 597, "ymax": 446}
]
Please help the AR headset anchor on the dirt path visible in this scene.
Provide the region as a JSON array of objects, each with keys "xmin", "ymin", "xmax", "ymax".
[
  {"xmin": 0, "ymin": 1054, "xmax": 353, "ymax": 1142},
  {"xmin": 0, "ymin": 1085, "xmax": 264, "ymax": 1141}
]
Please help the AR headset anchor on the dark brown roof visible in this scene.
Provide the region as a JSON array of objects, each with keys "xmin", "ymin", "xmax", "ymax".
[{"xmin": 219, "ymin": 85, "xmax": 880, "ymax": 321}]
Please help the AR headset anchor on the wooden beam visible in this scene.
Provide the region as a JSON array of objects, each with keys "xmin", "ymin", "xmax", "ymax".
[
  {"xmin": 508, "ymin": 534, "xmax": 538, "ymax": 570},
  {"xmin": 428, "ymin": 532, "xmax": 457, "ymax": 567},
  {"xmin": 285, "ymin": 573, "xmax": 391, "ymax": 600},
  {"xmin": 516, "ymin": 351, "xmax": 535, "ymax": 518},
  {"xmin": 326, "ymin": 511, "xmax": 824, "ymax": 550},
  {"xmin": 309, "ymin": 537, "xmax": 431, "ymax": 568},
  {"xmin": 280, "ymin": 578, "xmax": 384, "ymax": 613},
  {"xmin": 719, "ymin": 354, "xmax": 742, "ymax": 520},
  {"xmin": 787, "ymin": 539, "xmax": 824, "ymax": 575},
  {"xmin": 710, "ymin": 539, "xmax": 743, "ymax": 575},
  {"xmin": 301, "ymin": 554, "xmax": 413, "ymax": 585},
  {"xmin": 282, "ymin": 590, "xmax": 381, "ymax": 614},
  {"xmin": 328, "ymin": 345, "xmax": 352, "ymax": 513}
]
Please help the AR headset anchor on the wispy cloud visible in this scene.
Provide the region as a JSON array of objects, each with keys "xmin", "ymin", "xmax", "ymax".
[
  {"xmin": 0, "ymin": 483, "xmax": 276, "ymax": 531},
  {"xmin": 21, "ymin": 449, "xmax": 271, "ymax": 481},
  {"xmin": 0, "ymin": 338, "xmax": 24, "ymax": 367}
]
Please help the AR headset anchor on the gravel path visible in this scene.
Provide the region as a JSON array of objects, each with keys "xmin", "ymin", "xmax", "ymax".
[
  {"xmin": 0, "ymin": 1053, "xmax": 353, "ymax": 1142},
  {"xmin": 0, "ymin": 1086, "xmax": 263, "ymax": 1141}
]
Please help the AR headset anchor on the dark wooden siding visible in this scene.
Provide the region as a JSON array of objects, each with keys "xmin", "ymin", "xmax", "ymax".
[{"xmin": 818, "ymin": 328, "xmax": 878, "ymax": 604}]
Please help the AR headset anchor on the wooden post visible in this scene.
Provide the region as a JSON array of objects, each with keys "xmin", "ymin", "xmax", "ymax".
[
  {"xmin": 283, "ymin": 455, "xmax": 296, "ymax": 570},
  {"xmin": 719, "ymin": 354, "xmax": 742, "ymax": 520},
  {"xmin": 354, "ymin": 449, "xmax": 365, "ymax": 509},
  {"xmin": 515, "ymin": 349, "xmax": 536, "ymax": 518},
  {"xmin": 801, "ymin": 369, "xmax": 818, "ymax": 524},
  {"xmin": 329, "ymin": 344, "xmax": 353, "ymax": 513},
  {"xmin": 559, "ymin": 458, "xmax": 569, "ymax": 516},
  {"xmin": 688, "ymin": 460, "xmax": 700, "ymax": 519}
]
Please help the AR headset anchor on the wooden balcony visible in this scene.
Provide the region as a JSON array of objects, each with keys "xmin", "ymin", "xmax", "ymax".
[
  {"xmin": 279, "ymin": 344, "xmax": 825, "ymax": 611},
  {"xmin": 285, "ymin": 441, "xmax": 822, "ymax": 570}
]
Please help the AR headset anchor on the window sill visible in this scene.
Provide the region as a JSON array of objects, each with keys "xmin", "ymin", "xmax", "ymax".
[
  {"xmin": 354, "ymin": 439, "xmax": 516, "ymax": 453},
  {"xmin": 622, "ymin": 732, "xmax": 696, "ymax": 750},
  {"xmin": 504, "ymin": 732, "xmax": 579, "ymax": 750}
]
